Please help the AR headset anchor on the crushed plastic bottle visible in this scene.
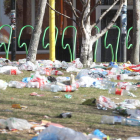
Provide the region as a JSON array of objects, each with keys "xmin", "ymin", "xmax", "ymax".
[
  {"xmin": 38, "ymin": 68, "xmax": 52, "ymax": 76},
  {"xmin": 40, "ymin": 84, "xmax": 76, "ymax": 92},
  {"xmin": 121, "ymin": 117, "xmax": 140, "ymax": 126},
  {"xmin": 26, "ymin": 82, "xmax": 39, "ymax": 88},
  {"xmin": 51, "ymin": 70, "xmax": 64, "ymax": 75},
  {"xmin": 56, "ymin": 76, "xmax": 70, "ymax": 83},
  {"xmin": 126, "ymin": 109, "xmax": 140, "ymax": 120},
  {"xmin": 59, "ymin": 112, "xmax": 72, "ymax": 118},
  {"xmin": 65, "ymin": 94, "xmax": 72, "ymax": 99},
  {"xmin": 127, "ymin": 137, "xmax": 140, "ymax": 140},
  {"xmin": 2, "ymin": 68, "xmax": 22, "ymax": 75},
  {"xmin": 8, "ymin": 81, "xmax": 26, "ymax": 88},
  {"xmin": 101, "ymin": 115, "xmax": 125, "ymax": 125},
  {"xmin": 109, "ymin": 88, "xmax": 135, "ymax": 96}
]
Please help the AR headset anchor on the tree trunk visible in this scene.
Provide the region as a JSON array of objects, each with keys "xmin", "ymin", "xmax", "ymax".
[
  {"xmin": 80, "ymin": 36, "xmax": 92, "ymax": 67},
  {"xmin": 80, "ymin": 1, "xmax": 92, "ymax": 67},
  {"xmin": 130, "ymin": 0, "xmax": 140, "ymax": 64},
  {"xmin": 26, "ymin": 0, "xmax": 47, "ymax": 63}
]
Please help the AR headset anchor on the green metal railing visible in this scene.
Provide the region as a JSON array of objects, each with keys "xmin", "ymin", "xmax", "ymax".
[
  {"xmin": 18, "ymin": 25, "xmax": 34, "ymax": 55},
  {"xmin": 42, "ymin": 26, "xmax": 58, "ymax": 49},
  {"xmin": 104, "ymin": 25, "xmax": 120, "ymax": 62},
  {"xmin": 93, "ymin": 26, "xmax": 100, "ymax": 62},
  {"xmin": 0, "ymin": 25, "xmax": 12, "ymax": 59},
  {"xmin": 126, "ymin": 27, "xmax": 133, "ymax": 49},
  {"xmin": 61, "ymin": 26, "xmax": 77, "ymax": 62},
  {"xmin": 0, "ymin": 24, "xmax": 135, "ymax": 62}
]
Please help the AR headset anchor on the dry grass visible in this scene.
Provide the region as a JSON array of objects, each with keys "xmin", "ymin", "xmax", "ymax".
[{"xmin": 0, "ymin": 70, "xmax": 140, "ymax": 140}]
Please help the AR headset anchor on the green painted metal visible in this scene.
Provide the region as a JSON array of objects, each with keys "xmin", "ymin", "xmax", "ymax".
[
  {"xmin": 104, "ymin": 25, "xmax": 120, "ymax": 62},
  {"xmin": 0, "ymin": 25, "xmax": 12, "ymax": 59},
  {"xmin": 42, "ymin": 26, "xmax": 58, "ymax": 49},
  {"xmin": 94, "ymin": 26, "xmax": 100, "ymax": 62},
  {"xmin": 61, "ymin": 26, "xmax": 77, "ymax": 62},
  {"xmin": 126, "ymin": 27, "xmax": 133, "ymax": 49},
  {"xmin": 18, "ymin": 25, "xmax": 34, "ymax": 55}
]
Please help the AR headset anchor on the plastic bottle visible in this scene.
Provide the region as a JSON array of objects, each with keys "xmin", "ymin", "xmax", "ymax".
[
  {"xmin": 134, "ymin": 75, "xmax": 140, "ymax": 80},
  {"xmin": 40, "ymin": 84, "xmax": 76, "ymax": 92},
  {"xmin": 50, "ymin": 85, "xmax": 63, "ymax": 92},
  {"xmin": 51, "ymin": 70, "xmax": 64, "ymax": 75},
  {"xmin": 75, "ymin": 69, "xmax": 89, "ymax": 79},
  {"xmin": 56, "ymin": 76, "xmax": 70, "ymax": 83},
  {"xmin": 71, "ymin": 82, "xmax": 81, "ymax": 88},
  {"xmin": 121, "ymin": 118, "xmax": 140, "ymax": 126},
  {"xmin": 65, "ymin": 94, "xmax": 72, "ymax": 99},
  {"xmin": 8, "ymin": 81, "xmax": 26, "ymax": 88},
  {"xmin": 92, "ymin": 129, "xmax": 107, "ymax": 140},
  {"xmin": 40, "ymin": 84, "xmax": 62, "ymax": 92},
  {"xmin": 61, "ymin": 85, "xmax": 76, "ymax": 92},
  {"xmin": 125, "ymin": 85, "xmax": 137, "ymax": 91},
  {"xmin": 127, "ymin": 137, "xmax": 140, "ymax": 140},
  {"xmin": 22, "ymin": 77, "xmax": 32, "ymax": 83},
  {"xmin": 4, "ymin": 69, "xmax": 22, "ymax": 75},
  {"xmin": 61, "ymin": 61, "xmax": 68, "ymax": 69},
  {"xmin": 126, "ymin": 109, "xmax": 140, "ymax": 120},
  {"xmin": 27, "ymin": 82, "xmax": 39, "ymax": 88},
  {"xmin": 101, "ymin": 115, "xmax": 125, "ymax": 125},
  {"xmin": 40, "ymin": 84, "xmax": 52, "ymax": 91},
  {"xmin": 109, "ymin": 88, "xmax": 132, "ymax": 96},
  {"xmin": 100, "ymin": 80, "xmax": 116, "ymax": 89},
  {"xmin": 39, "ymin": 68, "xmax": 51, "ymax": 76},
  {"xmin": 59, "ymin": 112, "xmax": 72, "ymax": 118}
]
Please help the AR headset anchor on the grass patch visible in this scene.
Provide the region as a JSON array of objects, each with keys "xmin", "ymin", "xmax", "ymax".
[{"xmin": 0, "ymin": 70, "xmax": 140, "ymax": 140}]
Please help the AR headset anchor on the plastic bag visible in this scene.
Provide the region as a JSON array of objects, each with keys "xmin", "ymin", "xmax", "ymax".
[
  {"xmin": 0, "ymin": 119, "xmax": 7, "ymax": 129},
  {"xmin": 0, "ymin": 80, "xmax": 8, "ymax": 90},
  {"xmin": 96, "ymin": 96, "xmax": 117, "ymax": 110},
  {"xmin": 7, "ymin": 117, "xmax": 32, "ymax": 130},
  {"xmin": 37, "ymin": 125, "xmax": 88, "ymax": 140},
  {"xmin": 19, "ymin": 61, "xmax": 36, "ymax": 71},
  {"xmin": 75, "ymin": 69, "xmax": 90, "ymax": 79}
]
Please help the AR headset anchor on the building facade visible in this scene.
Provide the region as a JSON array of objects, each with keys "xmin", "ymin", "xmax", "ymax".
[{"xmin": 0, "ymin": 0, "xmax": 133, "ymax": 62}]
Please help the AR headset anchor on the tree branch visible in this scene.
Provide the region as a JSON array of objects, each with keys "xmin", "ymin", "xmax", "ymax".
[
  {"xmin": 46, "ymin": 0, "xmax": 77, "ymax": 24},
  {"xmin": 80, "ymin": 0, "xmax": 91, "ymax": 38},
  {"xmin": 86, "ymin": 0, "xmax": 101, "ymax": 22},
  {"xmin": 92, "ymin": 0, "xmax": 125, "ymax": 41},
  {"xmin": 91, "ymin": 0, "xmax": 120, "ymax": 30},
  {"xmin": 64, "ymin": 0, "xmax": 80, "ymax": 18},
  {"xmin": 79, "ymin": 0, "xmax": 86, "ymax": 5}
]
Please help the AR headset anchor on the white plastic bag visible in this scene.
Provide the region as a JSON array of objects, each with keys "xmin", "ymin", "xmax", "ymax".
[
  {"xmin": 0, "ymin": 119, "xmax": 7, "ymax": 129},
  {"xmin": 0, "ymin": 80, "xmax": 8, "ymax": 90},
  {"xmin": 37, "ymin": 125, "xmax": 88, "ymax": 140},
  {"xmin": 7, "ymin": 117, "xmax": 32, "ymax": 130}
]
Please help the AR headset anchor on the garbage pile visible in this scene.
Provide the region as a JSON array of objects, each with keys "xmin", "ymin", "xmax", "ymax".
[{"xmin": 0, "ymin": 58, "xmax": 140, "ymax": 139}]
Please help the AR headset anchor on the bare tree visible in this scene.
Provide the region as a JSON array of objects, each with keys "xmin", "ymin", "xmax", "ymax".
[
  {"xmin": 26, "ymin": 0, "xmax": 47, "ymax": 62},
  {"xmin": 47, "ymin": 0, "xmax": 126, "ymax": 67},
  {"xmin": 130, "ymin": 0, "xmax": 140, "ymax": 64}
]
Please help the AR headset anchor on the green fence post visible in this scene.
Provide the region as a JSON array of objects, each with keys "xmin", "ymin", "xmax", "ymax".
[
  {"xmin": 126, "ymin": 27, "xmax": 133, "ymax": 49},
  {"xmin": 104, "ymin": 25, "xmax": 120, "ymax": 62},
  {"xmin": 61, "ymin": 26, "xmax": 77, "ymax": 62},
  {"xmin": 0, "ymin": 25, "xmax": 12, "ymax": 59},
  {"xmin": 42, "ymin": 26, "xmax": 58, "ymax": 49},
  {"xmin": 18, "ymin": 25, "xmax": 34, "ymax": 55}
]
